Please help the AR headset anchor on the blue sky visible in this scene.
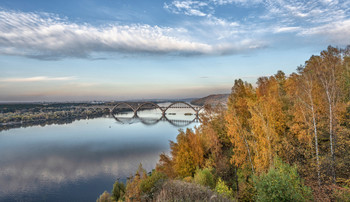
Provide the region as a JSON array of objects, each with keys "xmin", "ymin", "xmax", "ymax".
[{"xmin": 0, "ymin": 0, "xmax": 349, "ymax": 102}]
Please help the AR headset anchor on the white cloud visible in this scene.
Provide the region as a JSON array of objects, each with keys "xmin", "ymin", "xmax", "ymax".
[
  {"xmin": 273, "ymin": 26, "xmax": 301, "ymax": 33},
  {"xmin": 164, "ymin": 0, "xmax": 209, "ymax": 16},
  {"xmin": 299, "ymin": 19, "xmax": 350, "ymax": 44},
  {"xmin": 263, "ymin": 0, "xmax": 350, "ymax": 24},
  {"xmin": 204, "ymin": 15, "xmax": 239, "ymax": 27},
  {"xmin": 210, "ymin": 0, "xmax": 262, "ymax": 5},
  {"xmin": 0, "ymin": 76, "xmax": 77, "ymax": 82},
  {"xmin": 0, "ymin": 9, "xmax": 265, "ymax": 59},
  {"xmin": 164, "ymin": 0, "xmax": 350, "ymax": 45},
  {"xmin": 2, "ymin": 0, "xmax": 348, "ymax": 60}
]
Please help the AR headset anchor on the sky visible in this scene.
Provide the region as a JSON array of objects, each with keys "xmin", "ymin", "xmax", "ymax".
[{"xmin": 0, "ymin": 0, "xmax": 349, "ymax": 102}]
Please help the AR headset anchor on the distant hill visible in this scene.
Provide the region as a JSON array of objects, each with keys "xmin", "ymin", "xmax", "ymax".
[{"xmin": 190, "ymin": 94, "xmax": 230, "ymax": 106}]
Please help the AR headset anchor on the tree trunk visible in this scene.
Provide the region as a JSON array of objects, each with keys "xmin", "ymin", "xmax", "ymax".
[{"xmin": 310, "ymin": 100, "xmax": 321, "ymax": 186}]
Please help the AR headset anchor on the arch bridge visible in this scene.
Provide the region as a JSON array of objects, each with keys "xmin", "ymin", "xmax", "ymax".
[{"xmin": 110, "ymin": 101, "xmax": 204, "ymax": 117}]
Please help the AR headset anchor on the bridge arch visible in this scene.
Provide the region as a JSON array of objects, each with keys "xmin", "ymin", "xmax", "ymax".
[
  {"xmin": 163, "ymin": 116, "xmax": 197, "ymax": 127},
  {"xmin": 139, "ymin": 117, "xmax": 163, "ymax": 126},
  {"xmin": 111, "ymin": 102, "xmax": 136, "ymax": 114},
  {"xmin": 134, "ymin": 102, "xmax": 164, "ymax": 114},
  {"xmin": 112, "ymin": 115, "xmax": 139, "ymax": 125},
  {"xmin": 164, "ymin": 101, "xmax": 197, "ymax": 114}
]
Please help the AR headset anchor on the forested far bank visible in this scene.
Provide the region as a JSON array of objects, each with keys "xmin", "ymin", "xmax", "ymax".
[
  {"xmin": 98, "ymin": 46, "xmax": 350, "ymax": 202},
  {"xmin": 0, "ymin": 102, "xmax": 147, "ymax": 131}
]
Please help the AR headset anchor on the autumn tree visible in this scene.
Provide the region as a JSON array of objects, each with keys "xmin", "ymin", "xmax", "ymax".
[
  {"xmin": 226, "ymin": 79, "xmax": 256, "ymax": 173},
  {"xmin": 288, "ymin": 65, "xmax": 322, "ymax": 186},
  {"xmin": 125, "ymin": 164, "xmax": 148, "ymax": 201}
]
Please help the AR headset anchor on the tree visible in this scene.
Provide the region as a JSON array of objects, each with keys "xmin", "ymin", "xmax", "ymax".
[
  {"xmin": 292, "ymin": 66, "xmax": 322, "ymax": 186},
  {"xmin": 226, "ymin": 79, "xmax": 256, "ymax": 174},
  {"xmin": 96, "ymin": 191, "xmax": 113, "ymax": 202},
  {"xmin": 254, "ymin": 158, "xmax": 313, "ymax": 202},
  {"xmin": 306, "ymin": 46, "xmax": 342, "ymax": 184},
  {"xmin": 171, "ymin": 129, "xmax": 204, "ymax": 177},
  {"xmin": 111, "ymin": 180, "xmax": 125, "ymax": 201},
  {"xmin": 125, "ymin": 164, "xmax": 147, "ymax": 201}
]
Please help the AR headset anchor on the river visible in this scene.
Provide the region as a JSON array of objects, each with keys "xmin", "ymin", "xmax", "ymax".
[{"xmin": 0, "ymin": 106, "xmax": 200, "ymax": 201}]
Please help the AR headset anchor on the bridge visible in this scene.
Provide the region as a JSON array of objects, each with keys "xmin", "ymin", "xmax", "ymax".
[{"xmin": 82, "ymin": 101, "xmax": 204, "ymax": 117}]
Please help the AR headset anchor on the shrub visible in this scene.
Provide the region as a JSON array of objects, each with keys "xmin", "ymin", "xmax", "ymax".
[
  {"xmin": 254, "ymin": 157, "xmax": 313, "ymax": 202},
  {"xmin": 155, "ymin": 180, "xmax": 233, "ymax": 202},
  {"xmin": 238, "ymin": 179, "xmax": 256, "ymax": 202},
  {"xmin": 193, "ymin": 168, "xmax": 216, "ymax": 189},
  {"xmin": 183, "ymin": 176, "xmax": 193, "ymax": 183},
  {"xmin": 140, "ymin": 170, "xmax": 167, "ymax": 200},
  {"xmin": 111, "ymin": 180, "xmax": 125, "ymax": 201},
  {"xmin": 215, "ymin": 178, "xmax": 234, "ymax": 199},
  {"xmin": 333, "ymin": 186, "xmax": 350, "ymax": 202}
]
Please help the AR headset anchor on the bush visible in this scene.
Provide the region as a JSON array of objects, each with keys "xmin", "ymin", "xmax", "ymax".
[
  {"xmin": 155, "ymin": 180, "xmax": 233, "ymax": 202},
  {"xmin": 140, "ymin": 170, "xmax": 167, "ymax": 199},
  {"xmin": 193, "ymin": 168, "xmax": 216, "ymax": 189},
  {"xmin": 111, "ymin": 180, "xmax": 125, "ymax": 201},
  {"xmin": 333, "ymin": 186, "xmax": 350, "ymax": 202},
  {"xmin": 254, "ymin": 157, "xmax": 313, "ymax": 202},
  {"xmin": 183, "ymin": 176, "xmax": 193, "ymax": 183},
  {"xmin": 215, "ymin": 178, "xmax": 234, "ymax": 199}
]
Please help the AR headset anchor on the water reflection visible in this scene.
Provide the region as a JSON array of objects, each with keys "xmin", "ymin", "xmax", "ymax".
[
  {"xmin": 112, "ymin": 114, "xmax": 200, "ymax": 127},
  {"xmin": 0, "ymin": 145, "xmax": 160, "ymax": 195},
  {"xmin": 0, "ymin": 116, "xmax": 199, "ymax": 202}
]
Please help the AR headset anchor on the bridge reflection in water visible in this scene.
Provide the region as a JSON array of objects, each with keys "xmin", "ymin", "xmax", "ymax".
[
  {"xmin": 110, "ymin": 102, "xmax": 203, "ymax": 117},
  {"xmin": 109, "ymin": 102, "xmax": 203, "ymax": 127},
  {"xmin": 112, "ymin": 114, "xmax": 200, "ymax": 127}
]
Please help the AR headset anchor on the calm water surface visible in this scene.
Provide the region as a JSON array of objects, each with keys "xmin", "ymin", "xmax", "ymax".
[{"xmin": 0, "ymin": 108, "xmax": 199, "ymax": 202}]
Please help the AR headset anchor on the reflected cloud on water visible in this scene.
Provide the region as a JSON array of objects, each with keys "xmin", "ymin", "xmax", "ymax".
[
  {"xmin": 0, "ymin": 116, "xmax": 199, "ymax": 201},
  {"xmin": 0, "ymin": 145, "xmax": 160, "ymax": 195}
]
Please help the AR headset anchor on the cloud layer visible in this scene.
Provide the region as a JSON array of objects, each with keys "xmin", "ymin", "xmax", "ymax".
[
  {"xmin": 165, "ymin": 0, "xmax": 350, "ymax": 45},
  {"xmin": 0, "ymin": 9, "xmax": 262, "ymax": 60},
  {"xmin": 0, "ymin": 0, "xmax": 349, "ymax": 60},
  {"xmin": 0, "ymin": 76, "xmax": 76, "ymax": 82}
]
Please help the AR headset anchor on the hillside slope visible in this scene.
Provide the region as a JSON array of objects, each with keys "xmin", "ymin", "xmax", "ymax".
[{"xmin": 190, "ymin": 94, "xmax": 229, "ymax": 106}]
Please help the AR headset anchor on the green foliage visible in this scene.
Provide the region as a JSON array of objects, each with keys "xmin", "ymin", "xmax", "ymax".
[
  {"xmin": 193, "ymin": 168, "xmax": 216, "ymax": 189},
  {"xmin": 215, "ymin": 178, "xmax": 234, "ymax": 199},
  {"xmin": 140, "ymin": 170, "xmax": 167, "ymax": 199},
  {"xmin": 254, "ymin": 158, "xmax": 313, "ymax": 202},
  {"xmin": 238, "ymin": 180, "xmax": 256, "ymax": 202},
  {"xmin": 111, "ymin": 180, "xmax": 125, "ymax": 201},
  {"xmin": 333, "ymin": 186, "xmax": 350, "ymax": 202}
]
